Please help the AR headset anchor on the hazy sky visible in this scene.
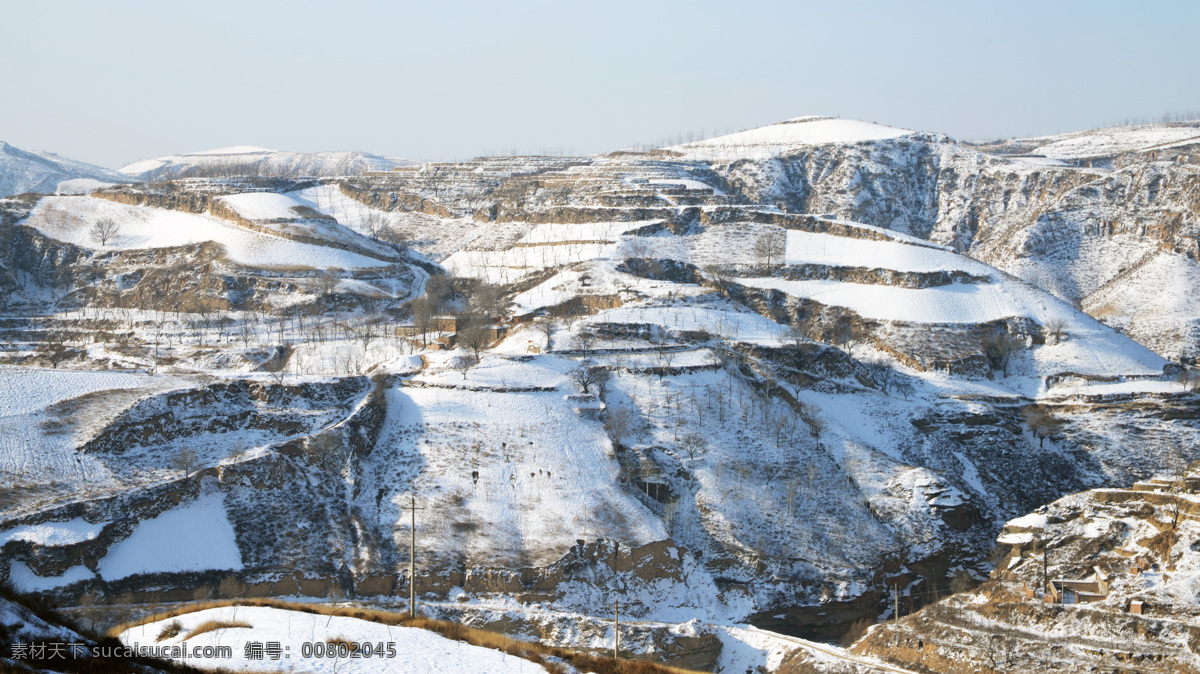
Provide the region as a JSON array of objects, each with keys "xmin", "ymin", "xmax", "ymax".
[{"xmin": 2, "ymin": 1, "xmax": 1197, "ymax": 168}]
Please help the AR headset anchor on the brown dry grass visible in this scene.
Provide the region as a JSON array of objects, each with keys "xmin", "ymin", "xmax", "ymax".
[
  {"xmin": 109, "ymin": 598, "xmax": 704, "ymax": 674},
  {"xmin": 156, "ymin": 619, "xmax": 184, "ymax": 642},
  {"xmin": 183, "ymin": 619, "xmax": 252, "ymax": 640}
]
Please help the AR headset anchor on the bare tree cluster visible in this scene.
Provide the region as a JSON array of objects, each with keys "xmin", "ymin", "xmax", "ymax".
[
  {"xmin": 1022, "ymin": 405, "xmax": 1064, "ymax": 447},
  {"xmin": 981, "ymin": 330, "xmax": 1024, "ymax": 377},
  {"xmin": 1042, "ymin": 317, "xmax": 1068, "ymax": 344}
]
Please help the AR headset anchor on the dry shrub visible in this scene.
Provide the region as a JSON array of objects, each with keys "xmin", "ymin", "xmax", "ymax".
[
  {"xmin": 185, "ymin": 620, "xmax": 252, "ymax": 640},
  {"xmin": 156, "ymin": 620, "xmax": 184, "ymax": 642},
  {"xmin": 838, "ymin": 616, "xmax": 874, "ymax": 646}
]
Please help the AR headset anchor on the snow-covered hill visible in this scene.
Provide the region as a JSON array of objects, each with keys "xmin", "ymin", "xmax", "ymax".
[
  {"xmin": 119, "ymin": 146, "xmax": 413, "ymax": 181},
  {"xmin": 3, "ymin": 115, "xmax": 1200, "ymax": 669},
  {"xmin": 0, "ymin": 141, "xmax": 129, "ymax": 198}
]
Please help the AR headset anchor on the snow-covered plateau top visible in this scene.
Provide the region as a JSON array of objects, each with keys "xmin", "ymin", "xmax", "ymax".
[
  {"xmin": 1031, "ymin": 124, "xmax": 1200, "ymax": 159},
  {"xmin": 671, "ymin": 117, "xmax": 913, "ymax": 159}
]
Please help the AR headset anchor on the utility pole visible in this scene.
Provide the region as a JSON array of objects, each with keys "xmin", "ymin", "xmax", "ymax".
[
  {"xmin": 1042, "ymin": 543, "xmax": 1048, "ymax": 596},
  {"xmin": 613, "ymin": 599, "xmax": 620, "ymax": 660},
  {"xmin": 894, "ymin": 583, "xmax": 901, "ymax": 624},
  {"xmin": 400, "ymin": 496, "xmax": 425, "ymax": 619}
]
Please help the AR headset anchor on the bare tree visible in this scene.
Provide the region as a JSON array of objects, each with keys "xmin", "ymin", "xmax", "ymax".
[
  {"xmin": 787, "ymin": 315, "xmax": 812, "ymax": 347},
  {"xmin": 356, "ymin": 318, "xmax": 380, "ymax": 352},
  {"xmin": 605, "ymin": 406, "xmax": 635, "ymax": 443},
  {"xmin": 379, "ymin": 225, "xmax": 409, "ymax": 249},
  {"xmin": 568, "ymin": 360, "xmax": 608, "ymax": 394},
  {"xmin": 1176, "ymin": 367, "xmax": 1200, "ymax": 392},
  {"xmin": 459, "ymin": 322, "xmax": 493, "ymax": 361},
  {"xmin": 574, "ymin": 329, "xmax": 597, "ymax": 351},
  {"xmin": 753, "ymin": 229, "xmax": 786, "ymax": 272},
  {"xmin": 450, "ymin": 353, "xmax": 477, "ymax": 379},
  {"xmin": 237, "ymin": 323, "xmax": 255, "ymax": 347},
  {"xmin": 360, "ymin": 210, "xmax": 390, "ymax": 240},
  {"xmin": 679, "ymin": 432, "xmax": 707, "ymax": 461},
  {"xmin": 535, "ymin": 319, "xmax": 557, "ymax": 351},
  {"xmin": 866, "ymin": 362, "xmax": 897, "ymax": 394},
  {"xmin": 704, "ymin": 264, "xmax": 733, "ymax": 293},
  {"xmin": 38, "ymin": 333, "xmax": 73, "ymax": 369},
  {"xmin": 468, "ymin": 282, "xmax": 504, "ymax": 317},
  {"xmin": 799, "ymin": 405, "xmax": 826, "ymax": 440},
  {"xmin": 1023, "ymin": 405, "xmax": 1065, "ymax": 448},
  {"xmin": 89, "ymin": 217, "xmax": 121, "ymax": 247},
  {"xmin": 410, "ymin": 296, "xmax": 435, "ymax": 348},
  {"xmin": 981, "ymin": 331, "xmax": 1024, "ymax": 378},
  {"xmin": 1043, "ymin": 317, "xmax": 1068, "ymax": 344},
  {"xmin": 171, "ymin": 446, "xmax": 199, "ymax": 478},
  {"xmin": 831, "ymin": 316, "xmax": 862, "ymax": 355},
  {"xmin": 314, "ymin": 272, "xmax": 340, "ymax": 299}
]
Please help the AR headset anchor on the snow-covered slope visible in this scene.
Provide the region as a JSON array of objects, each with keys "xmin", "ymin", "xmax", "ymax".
[
  {"xmin": 1027, "ymin": 122, "xmax": 1200, "ymax": 159},
  {"xmin": 0, "ymin": 141, "xmax": 129, "ymax": 197},
  {"xmin": 119, "ymin": 146, "xmax": 412, "ymax": 181},
  {"xmin": 24, "ymin": 196, "xmax": 390, "ymax": 269},
  {"xmin": 120, "ymin": 605, "xmax": 547, "ymax": 673}
]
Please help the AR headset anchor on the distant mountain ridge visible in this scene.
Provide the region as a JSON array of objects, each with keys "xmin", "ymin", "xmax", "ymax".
[
  {"xmin": 0, "ymin": 141, "xmax": 129, "ymax": 198},
  {"xmin": 118, "ymin": 146, "xmax": 414, "ymax": 181}
]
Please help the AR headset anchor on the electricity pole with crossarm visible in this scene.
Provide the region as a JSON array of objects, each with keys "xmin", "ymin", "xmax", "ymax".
[{"xmin": 400, "ymin": 495, "xmax": 425, "ymax": 618}]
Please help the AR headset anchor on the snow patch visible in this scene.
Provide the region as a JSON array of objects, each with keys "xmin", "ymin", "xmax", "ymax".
[
  {"xmin": 97, "ymin": 494, "xmax": 243, "ymax": 580},
  {"xmin": 2, "ymin": 517, "xmax": 107, "ymax": 546}
]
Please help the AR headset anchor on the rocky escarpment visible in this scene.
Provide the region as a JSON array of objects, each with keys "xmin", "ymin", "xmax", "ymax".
[
  {"xmin": 80, "ymin": 378, "xmax": 370, "ymax": 455},
  {"xmin": 699, "ymin": 128, "xmax": 1200, "ymax": 359},
  {"xmin": 711, "ymin": 133, "xmax": 948, "ymax": 237},
  {"xmin": 841, "ymin": 471, "xmax": 1200, "ymax": 673}
]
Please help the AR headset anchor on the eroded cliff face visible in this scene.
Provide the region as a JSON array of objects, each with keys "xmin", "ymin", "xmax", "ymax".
[
  {"xmin": 705, "ymin": 129, "xmax": 1200, "ymax": 360},
  {"xmin": 842, "ymin": 474, "xmax": 1200, "ymax": 674}
]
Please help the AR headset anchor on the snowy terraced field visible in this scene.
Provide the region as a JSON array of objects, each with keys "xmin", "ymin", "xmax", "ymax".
[
  {"xmin": 0, "ymin": 366, "xmax": 185, "ymax": 488},
  {"xmin": 784, "ymin": 230, "xmax": 988, "ymax": 275},
  {"xmin": 26, "ymin": 197, "xmax": 389, "ymax": 269},
  {"xmin": 96, "ymin": 493, "xmax": 243, "ymax": 581},
  {"xmin": 444, "ymin": 242, "xmax": 618, "ymax": 284},
  {"xmin": 217, "ymin": 192, "xmax": 312, "ymax": 221},
  {"xmin": 736, "ymin": 275, "xmax": 1164, "ymax": 377}
]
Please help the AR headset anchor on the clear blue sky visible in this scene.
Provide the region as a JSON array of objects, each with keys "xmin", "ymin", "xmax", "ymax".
[{"xmin": 2, "ymin": 0, "xmax": 1196, "ymax": 168}]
